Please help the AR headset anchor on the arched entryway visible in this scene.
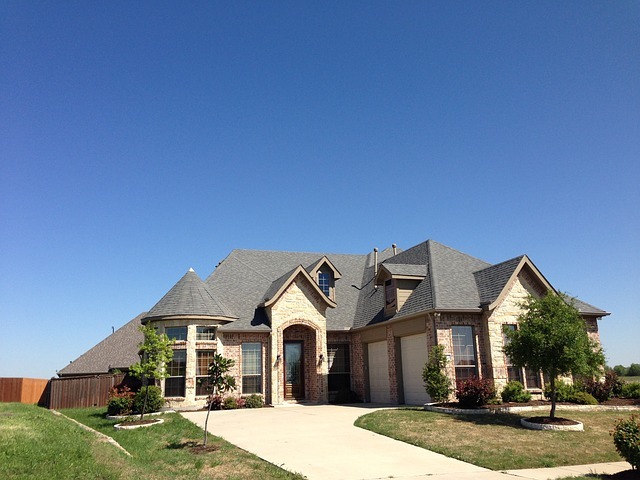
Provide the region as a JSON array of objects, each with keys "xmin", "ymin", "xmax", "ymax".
[{"xmin": 280, "ymin": 323, "xmax": 325, "ymax": 402}]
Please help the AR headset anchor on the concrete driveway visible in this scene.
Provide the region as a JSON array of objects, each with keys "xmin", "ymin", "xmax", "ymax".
[{"xmin": 181, "ymin": 404, "xmax": 489, "ymax": 480}]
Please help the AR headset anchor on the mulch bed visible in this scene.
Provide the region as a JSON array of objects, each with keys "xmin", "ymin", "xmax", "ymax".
[
  {"xmin": 437, "ymin": 398, "xmax": 639, "ymax": 410},
  {"xmin": 118, "ymin": 419, "xmax": 161, "ymax": 426},
  {"xmin": 525, "ymin": 416, "xmax": 580, "ymax": 426}
]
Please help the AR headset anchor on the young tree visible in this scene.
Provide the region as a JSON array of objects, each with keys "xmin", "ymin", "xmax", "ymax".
[
  {"xmin": 422, "ymin": 344, "xmax": 452, "ymax": 403},
  {"xmin": 503, "ymin": 292, "xmax": 604, "ymax": 419},
  {"xmin": 129, "ymin": 324, "xmax": 174, "ymax": 420},
  {"xmin": 203, "ymin": 353, "xmax": 236, "ymax": 446}
]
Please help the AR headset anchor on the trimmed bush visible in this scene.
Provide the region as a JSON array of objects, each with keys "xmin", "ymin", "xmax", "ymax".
[
  {"xmin": 501, "ymin": 381, "xmax": 532, "ymax": 403},
  {"xmin": 622, "ymin": 382, "xmax": 640, "ymax": 399},
  {"xmin": 571, "ymin": 391, "xmax": 599, "ymax": 405},
  {"xmin": 209, "ymin": 394, "xmax": 224, "ymax": 410},
  {"xmin": 545, "ymin": 380, "xmax": 579, "ymax": 403},
  {"xmin": 106, "ymin": 385, "xmax": 134, "ymax": 416},
  {"xmin": 133, "ymin": 385, "xmax": 164, "ymax": 414},
  {"xmin": 456, "ymin": 377, "xmax": 496, "ymax": 408},
  {"xmin": 244, "ymin": 394, "xmax": 264, "ymax": 409},
  {"xmin": 611, "ymin": 414, "xmax": 640, "ymax": 470},
  {"xmin": 223, "ymin": 396, "xmax": 239, "ymax": 410}
]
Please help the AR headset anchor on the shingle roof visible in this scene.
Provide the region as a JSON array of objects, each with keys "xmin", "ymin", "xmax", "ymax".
[
  {"xmin": 474, "ymin": 256, "xmax": 525, "ymax": 306},
  {"xmin": 206, "ymin": 250, "xmax": 371, "ymax": 331},
  {"xmin": 380, "ymin": 263, "xmax": 427, "ymax": 277},
  {"xmin": 58, "ymin": 313, "xmax": 145, "ymax": 376},
  {"xmin": 143, "ymin": 268, "xmax": 236, "ymax": 322}
]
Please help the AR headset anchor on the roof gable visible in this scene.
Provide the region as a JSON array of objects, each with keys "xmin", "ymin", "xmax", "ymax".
[
  {"xmin": 261, "ymin": 265, "xmax": 337, "ymax": 308},
  {"xmin": 306, "ymin": 256, "xmax": 342, "ymax": 280}
]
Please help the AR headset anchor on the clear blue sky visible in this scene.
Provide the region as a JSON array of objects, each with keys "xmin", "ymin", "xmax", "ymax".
[{"xmin": 1, "ymin": 1, "xmax": 638, "ymax": 379}]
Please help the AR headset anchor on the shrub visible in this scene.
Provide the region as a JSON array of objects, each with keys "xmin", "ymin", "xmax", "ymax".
[
  {"xmin": 455, "ymin": 377, "xmax": 496, "ymax": 408},
  {"xmin": 621, "ymin": 382, "xmax": 640, "ymax": 399},
  {"xmin": 236, "ymin": 397, "xmax": 246, "ymax": 409},
  {"xmin": 583, "ymin": 371, "xmax": 623, "ymax": 402},
  {"xmin": 545, "ymin": 380, "xmax": 578, "ymax": 402},
  {"xmin": 133, "ymin": 385, "xmax": 164, "ymax": 414},
  {"xmin": 571, "ymin": 391, "xmax": 599, "ymax": 405},
  {"xmin": 244, "ymin": 394, "xmax": 264, "ymax": 409},
  {"xmin": 501, "ymin": 381, "xmax": 532, "ymax": 403},
  {"xmin": 223, "ymin": 396, "xmax": 238, "ymax": 410},
  {"xmin": 209, "ymin": 394, "xmax": 224, "ymax": 410},
  {"xmin": 611, "ymin": 415, "xmax": 640, "ymax": 470},
  {"xmin": 107, "ymin": 385, "xmax": 134, "ymax": 416},
  {"xmin": 422, "ymin": 345, "xmax": 452, "ymax": 403}
]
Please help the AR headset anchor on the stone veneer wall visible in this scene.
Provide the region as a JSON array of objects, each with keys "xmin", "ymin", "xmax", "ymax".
[
  {"xmin": 485, "ymin": 272, "xmax": 542, "ymax": 393},
  {"xmin": 153, "ymin": 319, "xmax": 222, "ymax": 409},
  {"xmin": 267, "ymin": 275, "xmax": 328, "ymax": 404}
]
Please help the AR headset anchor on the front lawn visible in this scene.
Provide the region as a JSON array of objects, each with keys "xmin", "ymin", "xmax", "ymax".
[
  {"xmin": 355, "ymin": 408, "xmax": 627, "ymax": 470},
  {"xmin": 0, "ymin": 403, "xmax": 304, "ymax": 480}
]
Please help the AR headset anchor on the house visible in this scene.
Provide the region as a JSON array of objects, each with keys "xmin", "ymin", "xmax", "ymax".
[{"xmin": 58, "ymin": 239, "xmax": 608, "ymax": 408}]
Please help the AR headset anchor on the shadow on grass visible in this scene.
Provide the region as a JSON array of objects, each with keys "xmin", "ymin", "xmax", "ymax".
[{"xmin": 446, "ymin": 412, "xmax": 527, "ymax": 430}]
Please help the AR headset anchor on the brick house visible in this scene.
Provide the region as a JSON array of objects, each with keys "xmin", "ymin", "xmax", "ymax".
[{"xmin": 58, "ymin": 239, "xmax": 608, "ymax": 408}]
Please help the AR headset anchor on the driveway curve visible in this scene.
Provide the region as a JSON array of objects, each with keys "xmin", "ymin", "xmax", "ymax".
[{"xmin": 181, "ymin": 404, "xmax": 488, "ymax": 480}]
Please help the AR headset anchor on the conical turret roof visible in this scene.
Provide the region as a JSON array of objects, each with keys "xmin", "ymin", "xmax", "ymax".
[{"xmin": 143, "ymin": 268, "xmax": 236, "ymax": 322}]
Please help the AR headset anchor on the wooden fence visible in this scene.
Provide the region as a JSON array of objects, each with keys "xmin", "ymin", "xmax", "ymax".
[
  {"xmin": 0, "ymin": 378, "xmax": 50, "ymax": 406},
  {"xmin": 48, "ymin": 374, "xmax": 127, "ymax": 409}
]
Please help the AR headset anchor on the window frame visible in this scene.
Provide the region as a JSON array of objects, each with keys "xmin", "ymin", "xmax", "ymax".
[
  {"xmin": 196, "ymin": 326, "xmax": 217, "ymax": 341},
  {"xmin": 241, "ymin": 343, "xmax": 262, "ymax": 395},
  {"xmin": 195, "ymin": 349, "xmax": 216, "ymax": 396},
  {"xmin": 451, "ymin": 325, "xmax": 478, "ymax": 382},
  {"xmin": 502, "ymin": 324, "xmax": 542, "ymax": 390},
  {"xmin": 318, "ymin": 272, "xmax": 331, "ymax": 297},
  {"xmin": 165, "ymin": 349, "xmax": 186, "ymax": 397},
  {"xmin": 165, "ymin": 326, "xmax": 187, "ymax": 342}
]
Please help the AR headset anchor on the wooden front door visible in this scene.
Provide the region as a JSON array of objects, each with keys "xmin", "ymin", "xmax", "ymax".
[{"xmin": 284, "ymin": 341, "xmax": 304, "ymax": 399}]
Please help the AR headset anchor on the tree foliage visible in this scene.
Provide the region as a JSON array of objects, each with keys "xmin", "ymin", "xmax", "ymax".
[
  {"xmin": 129, "ymin": 324, "xmax": 174, "ymax": 419},
  {"xmin": 203, "ymin": 353, "xmax": 236, "ymax": 446},
  {"xmin": 503, "ymin": 292, "xmax": 604, "ymax": 419},
  {"xmin": 422, "ymin": 344, "xmax": 452, "ymax": 403}
]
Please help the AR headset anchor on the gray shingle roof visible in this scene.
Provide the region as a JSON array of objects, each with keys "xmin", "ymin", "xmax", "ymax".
[
  {"xmin": 474, "ymin": 256, "xmax": 525, "ymax": 306},
  {"xmin": 380, "ymin": 263, "xmax": 427, "ymax": 277},
  {"xmin": 58, "ymin": 313, "xmax": 145, "ymax": 376},
  {"xmin": 143, "ymin": 268, "xmax": 236, "ymax": 321},
  {"xmin": 206, "ymin": 250, "xmax": 370, "ymax": 331}
]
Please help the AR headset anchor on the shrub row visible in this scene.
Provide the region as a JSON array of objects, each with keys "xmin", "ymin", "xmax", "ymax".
[
  {"xmin": 107, "ymin": 385, "xmax": 164, "ymax": 416},
  {"xmin": 209, "ymin": 393, "xmax": 264, "ymax": 410}
]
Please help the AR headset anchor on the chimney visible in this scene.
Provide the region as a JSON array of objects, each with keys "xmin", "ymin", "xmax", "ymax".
[
  {"xmin": 392, "ymin": 243, "xmax": 397, "ymax": 255},
  {"xmin": 374, "ymin": 248, "xmax": 379, "ymax": 276}
]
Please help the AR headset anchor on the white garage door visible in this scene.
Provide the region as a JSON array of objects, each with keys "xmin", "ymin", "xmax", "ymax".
[
  {"xmin": 401, "ymin": 333, "xmax": 431, "ymax": 405},
  {"xmin": 368, "ymin": 341, "xmax": 390, "ymax": 403}
]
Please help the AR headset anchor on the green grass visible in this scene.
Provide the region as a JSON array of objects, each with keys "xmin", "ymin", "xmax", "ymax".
[
  {"xmin": 621, "ymin": 376, "xmax": 640, "ymax": 383},
  {"xmin": 355, "ymin": 408, "xmax": 629, "ymax": 470},
  {"xmin": 0, "ymin": 403, "xmax": 304, "ymax": 480}
]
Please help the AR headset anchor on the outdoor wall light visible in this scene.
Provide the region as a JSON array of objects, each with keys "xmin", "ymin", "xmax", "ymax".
[
  {"xmin": 275, "ymin": 354, "xmax": 281, "ymax": 365},
  {"xmin": 319, "ymin": 354, "xmax": 325, "ymax": 364}
]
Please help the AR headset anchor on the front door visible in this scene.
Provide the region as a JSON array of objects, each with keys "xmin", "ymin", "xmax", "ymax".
[{"xmin": 284, "ymin": 341, "xmax": 304, "ymax": 399}]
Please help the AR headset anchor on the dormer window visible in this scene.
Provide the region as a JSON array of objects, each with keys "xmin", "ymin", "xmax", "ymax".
[{"xmin": 318, "ymin": 272, "xmax": 331, "ymax": 296}]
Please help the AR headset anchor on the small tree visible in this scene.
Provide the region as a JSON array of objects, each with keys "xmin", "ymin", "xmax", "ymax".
[
  {"xmin": 503, "ymin": 292, "xmax": 604, "ymax": 419},
  {"xmin": 628, "ymin": 363, "xmax": 640, "ymax": 377},
  {"xmin": 203, "ymin": 353, "xmax": 236, "ymax": 446},
  {"xmin": 422, "ymin": 345, "xmax": 452, "ymax": 403},
  {"xmin": 129, "ymin": 324, "xmax": 174, "ymax": 420}
]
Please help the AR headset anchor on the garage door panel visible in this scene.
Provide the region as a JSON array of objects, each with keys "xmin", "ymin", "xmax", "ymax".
[
  {"xmin": 368, "ymin": 341, "xmax": 390, "ymax": 403},
  {"xmin": 401, "ymin": 333, "xmax": 431, "ymax": 405}
]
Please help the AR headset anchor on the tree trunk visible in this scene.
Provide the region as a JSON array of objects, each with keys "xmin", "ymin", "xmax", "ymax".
[
  {"xmin": 203, "ymin": 386, "xmax": 217, "ymax": 446},
  {"xmin": 549, "ymin": 375, "xmax": 556, "ymax": 420}
]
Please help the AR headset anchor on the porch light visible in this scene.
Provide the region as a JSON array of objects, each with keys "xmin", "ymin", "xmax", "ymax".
[{"xmin": 319, "ymin": 354, "xmax": 324, "ymax": 364}]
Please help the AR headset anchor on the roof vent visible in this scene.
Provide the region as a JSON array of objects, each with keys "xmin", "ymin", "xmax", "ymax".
[
  {"xmin": 392, "ymin": 243, "xmax": 397, "ymax": 255},
  {"xmin": 374, "ymin": 248, "xmax": 378, "ymax": 276}
]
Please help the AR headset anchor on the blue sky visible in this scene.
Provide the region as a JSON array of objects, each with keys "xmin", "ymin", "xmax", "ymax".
[{"xmin": 1, "ymin": 1, "xmax": 638, "ymax": 379}]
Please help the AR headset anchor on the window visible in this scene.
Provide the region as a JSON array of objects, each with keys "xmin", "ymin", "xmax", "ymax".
[
  {"xmin": 196, "ymin": 350, "xmax": 215, "ymax": 395},
  {"xmin": 242, "ymin": 343, "xmax": 262, "ymax": 394},
  {"xmin": 452, "ymin": 326, "xmax": 477, "ymax": 382},
  {"xmin": 503, "ymin": 324, "xmax": 541, "ymax": 389},
  {"xmin": 165, "ymin": 326, "xmax": 187, "ymax": 341},
  {"xmin": 327, "ymin": 344, "xmax": 351, "ymax": 392},
  {"xmin": 318, "ymin": 272, "xmax": 331, "ymax": 296},
  {"xmin": 165, "ymin": 349, "xmax": 186, "ymax": 397},
  {"xmin": 196, "ymin": 326, "xmax": 217, "ymax": 341},
  {"xmin": 503, "ymin": 325, "xmax": 522, "ymax": 383}
]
